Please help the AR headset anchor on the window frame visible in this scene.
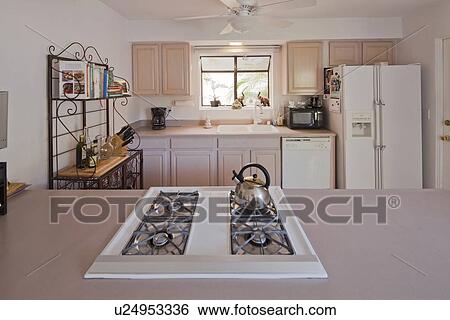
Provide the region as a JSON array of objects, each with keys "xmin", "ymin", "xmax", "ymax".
[{"xmin": 200, "ymin": 55, "xmax": 271, "ymax": 107}]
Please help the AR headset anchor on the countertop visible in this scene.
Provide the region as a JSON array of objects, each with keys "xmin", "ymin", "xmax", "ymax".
[
  {"xmin": 136, "ymin": 125, "xmax": 336, "ymax": 138},
  {"xmin": 1, "ymin": 188, "xmax": 449, "ymax": 299}
]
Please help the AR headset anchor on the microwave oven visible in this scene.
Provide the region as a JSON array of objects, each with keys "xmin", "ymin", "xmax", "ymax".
[{"xmin": 286, "ymin": 107, "xmax": 325, "ymax": 129}]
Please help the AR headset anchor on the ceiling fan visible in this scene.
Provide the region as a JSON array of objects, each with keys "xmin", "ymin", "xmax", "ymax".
[{"xmin": 174, "ymin": 0, "xmax": 317, "ymax": 35}]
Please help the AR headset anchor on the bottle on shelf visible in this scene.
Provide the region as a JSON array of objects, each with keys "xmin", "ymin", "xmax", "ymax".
[
  {"xmin": 85, "ymin": 128, "xmax": 98, "ymax": 168},
  {"xmin": 76, "ymin": 130, "xmax": 87, "ymax": 169}
]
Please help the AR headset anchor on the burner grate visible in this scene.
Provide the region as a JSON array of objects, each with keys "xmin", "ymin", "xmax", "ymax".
[
  {"xmin": 230, "ymin": 216, "xmax": 294, "ymax": 255},
  {"xmin": 122, "ymin": 191, "xmax": 199, "ymax": 256}
]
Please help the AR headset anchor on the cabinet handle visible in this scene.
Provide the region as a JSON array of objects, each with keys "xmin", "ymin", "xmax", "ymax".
[
  {"xmin": 445, "ymin": 120, "xmax": 450, "ymax": 126},
  {"xmin": 441, "ymin": 135, "xmax": 450, "ymax": 141}
]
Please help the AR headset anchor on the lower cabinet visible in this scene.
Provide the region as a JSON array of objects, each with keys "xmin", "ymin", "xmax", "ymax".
[
  {"xmin": 171, "ymin": 150, "xmax": 217, "ymax": 187},
  {"xmin": 250, "ymin": 149, "xmax": 281, "ymax": 187},
  {"xmin": 142, "ymin": 137, "xmax": 283, "ymax": 188},
  {"xmin": 218, "ymin": 150, "xmax": 251, "ymax": 186},
  {"xmin": 143, "ymin": 150, "xmax": 170, "ymax": 188}
]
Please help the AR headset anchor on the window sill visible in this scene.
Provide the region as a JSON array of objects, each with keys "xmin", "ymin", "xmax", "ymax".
[{"xmin": 199, "ymin": 106, "xmax": 273, "ymax": 111}]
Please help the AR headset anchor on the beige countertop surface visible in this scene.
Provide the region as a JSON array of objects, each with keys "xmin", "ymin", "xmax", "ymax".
[
  {"xmin": 1, "ymin": 188, "xmax": 450, "ymax": 299},
  {"xmin": 136, "ymin": 125, "xmax": 336, "ymax": 138}
]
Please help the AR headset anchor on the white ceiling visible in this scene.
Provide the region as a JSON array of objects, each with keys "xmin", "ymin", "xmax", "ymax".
[{"xmin": 99, "ymin": 0, "xmax": 441, "ymax": 20}]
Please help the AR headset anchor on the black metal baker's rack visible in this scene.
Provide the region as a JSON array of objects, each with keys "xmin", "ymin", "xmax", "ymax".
[{"xmin": 47, "ymin": 42, "xmax": 143, "ymax": 190}]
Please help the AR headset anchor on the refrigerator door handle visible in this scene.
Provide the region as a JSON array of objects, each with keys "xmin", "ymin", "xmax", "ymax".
[
  {"xmin": 379, "ymin": 145, "xmax": 386, "ymax": 189},
  {"xmin": 374, "ymin": 66, "xmax": 380, "ymax": 106},
  {"xmin": 374, "ymin": 146, "xmax": 379, "ymax": 189},
  {"xmin": 378, "ymin": 65, "xmax": 386, "ymax": 107}
]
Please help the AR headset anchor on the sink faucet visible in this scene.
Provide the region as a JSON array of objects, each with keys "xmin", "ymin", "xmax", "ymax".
[{"xmin": 253, "ymin": 100, "xmax": 264, "ymax": 125}]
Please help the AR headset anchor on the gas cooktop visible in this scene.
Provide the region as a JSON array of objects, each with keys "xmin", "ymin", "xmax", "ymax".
[{"xmin": 85, "ymin": 187, "xmax": 327, "ymax": 279}]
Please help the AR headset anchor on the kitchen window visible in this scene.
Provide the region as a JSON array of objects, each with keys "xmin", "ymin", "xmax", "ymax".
[{"xmin": 200, "ymin": 55, "xmax": 271, "ymax": 107}]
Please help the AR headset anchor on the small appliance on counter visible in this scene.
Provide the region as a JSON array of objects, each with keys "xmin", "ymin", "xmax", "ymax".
[
  {"xmin": 285, "ymin": 98, "xmax": 325, "ymax": 130},
  {"xmin": 0, "ymin": 163, "xmax": 6, "ymax": 215},
  {"xmin": 151, "ymin": 107, "xmax": 171, "ymax": 130}
]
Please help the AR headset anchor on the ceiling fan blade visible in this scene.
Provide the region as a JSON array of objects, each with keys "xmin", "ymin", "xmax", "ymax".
[
  {"xmin": 258, "ymin": 0, "xmax": 317, "ymax": 14},
  {"xmin": 175, "ymin": 14, "xmax": 227, "ymax": 21},
  {"xmin": 262, "ymin": 16, "xmax": 293, "ymax": 28},
  {"xmin": 219, "ymin": 0, "xmax": 241, "ymax": 10},
  {"xmin": 220, "ymin": 22, "xmax": 235, "ymax": 35}
]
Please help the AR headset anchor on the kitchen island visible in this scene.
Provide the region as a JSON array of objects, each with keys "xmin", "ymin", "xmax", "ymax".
[{"xmin": 1, "ymin": 188, "xmax": 449, "ymax": 299}]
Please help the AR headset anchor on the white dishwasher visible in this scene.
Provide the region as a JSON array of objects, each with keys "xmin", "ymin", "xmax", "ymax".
[{"xmin": 282, "ymin": 137, "xmax": 332, "ymax": 189}]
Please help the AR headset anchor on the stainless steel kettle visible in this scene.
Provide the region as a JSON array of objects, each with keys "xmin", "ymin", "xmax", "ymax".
[{"xmin": 232, "ymin": 163, "xmax": 271, "ymax": 211}]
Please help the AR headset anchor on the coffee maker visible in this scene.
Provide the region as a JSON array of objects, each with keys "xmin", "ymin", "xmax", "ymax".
[{"xmin": 151, "ymin": 107, "xmax": 170, "ymax": 130}]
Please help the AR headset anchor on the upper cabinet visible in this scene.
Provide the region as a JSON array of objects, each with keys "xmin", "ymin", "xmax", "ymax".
[
  {"xmin": 161, "ymin": 43, "xmax": 191, "ymax": 95},
  {"xmin": 329, "ymin": 41, "xmax": 395, "ymax": 66},
  {"xmin": 132, "ymin": 44, "xmax": 160, "ymax": 95},
  {"xmin": 329, "ymin": 41, "xmax": 362, "ymax": 66},
  {"xmin": 132, "ymin": 42, "xmax": 191, "ymax": 96},
  {"xmin": 362, "ymin": 41, "xmax": 395, "ymax": 65},
  {"xmin": 284, "ymin": 42, "xmax": 323, "ymax": 95}
]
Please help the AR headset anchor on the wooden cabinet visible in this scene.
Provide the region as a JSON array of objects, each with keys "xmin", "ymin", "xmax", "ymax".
[
  {"xmin": 132, "ymin": 44, "xmax": 160, "ymax": 95},
  {"xmin": 218, "ymin": 137, "xmax": 281, "ymax": 187},
  {"xmin": 250, "ymin": 149, "xmax": 281, "ymax": 187},
  {"xmin": 218, "ymin": 150, "xmax": 251, "ymax": 186},
  {"xmin": 132, "ymin": 42, "xmax": 190, "ymax": 96},
  {"xmin": 328, "ymin": 40, "xmax": 395, "ymax": 66},
  {"xmin": 143, "ymin": 150, "xmax": 170, "ymax": 188},
  {"xmin": 171, "ymin": 150, "xmax": 217, "ymax": 187},
  {"xmin": 362, "ymin": 41, "xmax": 395, "ymax": 65},
  {"xmin": 329, "ymin": 41, "xmax": 362, "ymax": 66},
  {"xmin": 285, "ymin": 42, "xmax": 323, "ymax": 95},
  {"xmin": 162, "ymin": 43, "xmax": 190, "ymax": 95}
]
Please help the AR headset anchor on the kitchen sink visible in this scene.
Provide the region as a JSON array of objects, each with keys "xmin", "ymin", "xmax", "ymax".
[{"xmin": 216, "ymin": 125, "xmax": 279, "ymax": 134}]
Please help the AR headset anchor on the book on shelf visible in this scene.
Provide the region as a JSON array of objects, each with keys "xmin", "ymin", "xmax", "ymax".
[
  {"xmin": 58, "ymin": 61, "xmax": 88, "ymax": 99},
  {"xmin": 53, "ymin": 59, "xmax": 129, "ymax": 100}
]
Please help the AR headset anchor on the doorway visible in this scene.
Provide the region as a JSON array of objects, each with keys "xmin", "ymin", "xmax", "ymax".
[{"xmin": 442, "ymin": 38, "xmax": 450, "ymax": 190}]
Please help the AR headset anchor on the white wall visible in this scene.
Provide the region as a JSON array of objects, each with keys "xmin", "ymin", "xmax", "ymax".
[
  {"xmin": 397, "ymin": 0, "xmax": 450, "ymax": 188},
  {"xmin": 0, "ymin": 0, "xmax": 142, "ymax": 188}
]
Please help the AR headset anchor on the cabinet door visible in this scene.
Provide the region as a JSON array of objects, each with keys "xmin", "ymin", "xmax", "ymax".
[
  {"xmin": 250, "ymin": 149, "xmax": 281, "ymax": 187},
  {"xmin": 362, "ymin": 41, "xmax": 395, "ymax": 65},
  {"xmin": 143, "ymin": 150, "xmax": 170, "ymax": 188},
  {"xmin": 132, "ymin": 44, "xmax": 160, "ymax": 95},
  {"xmin": 329, "ymin": 41, "xmax": 362, "ymax": 66},
  {"xmin": 287, "ymin": 42, "xmax": 323, "ymax": 95},
  {"xmin": 162, "ymin": 43, "xmax": 190, "ymax": 95},
  {"xmin": 171, "ymin": 150, "xmax": 217, "ymax": 186},
  {"xmin": 218, "ymin": 150, "xmax": 251, "ymax": 186}
]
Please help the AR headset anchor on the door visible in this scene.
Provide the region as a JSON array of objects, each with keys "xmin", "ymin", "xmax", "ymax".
[
  {"xmin": 329, "ymin": 41, "xmax": 362, "ymax": 66},
  {"xmin": 380, "ymin": 65, "xmax": 422, "ymax": 189},
  {"xmin": 162, "ymin": 43, "xmax": 190, "ymax": 95},
  {"xmin": 287, "ymin": 42, "xmax": 323, "ymax": 95},
  {"xmin": 342, "ymin": 66, "xmax": 376, "ymax": 189},
  {"xmin": 362, "ymin": 41, "xmax": 395, "ymax": 65},
  {"xmin": 250, "ymin": 149, "xmax": 281, "ymax": 187},
  {"xmin": 171, "ymin": 150, "xmax": 217, "ymax": 186},
  {"xmin": 143, "ymin": 150, "xmax": 170, "ymax": 188},
  {"xmin": 443, "ymin": 39, "xmax": 450, "ymax": 190},
  {"xmin": 218, "ymin": 150, "xmax": 251, "ymax": 186},
  {"xmin": 132, "ymin": 44, "xmax": 160, "ymax": 95}
]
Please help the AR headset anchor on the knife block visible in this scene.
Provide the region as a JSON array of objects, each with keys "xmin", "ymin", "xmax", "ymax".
[{"xmin": 110, "ymin": 135, "xmax": 128, "ymax": 157}]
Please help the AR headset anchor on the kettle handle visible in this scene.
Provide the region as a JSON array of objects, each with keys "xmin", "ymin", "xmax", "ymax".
[{"xmin": 232, "ymin": 163, "xmax": 271, "ymax": 188}]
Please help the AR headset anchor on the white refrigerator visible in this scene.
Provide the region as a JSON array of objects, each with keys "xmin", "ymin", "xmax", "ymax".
[{"xmin": 325, "ymin": 64, "xmax": 423, "ymax": 189}]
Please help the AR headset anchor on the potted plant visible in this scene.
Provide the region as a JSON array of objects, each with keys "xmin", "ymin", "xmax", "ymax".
[{"xmin": 210, "ymin": 95, "xmax": 221, "ymax": 108}]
